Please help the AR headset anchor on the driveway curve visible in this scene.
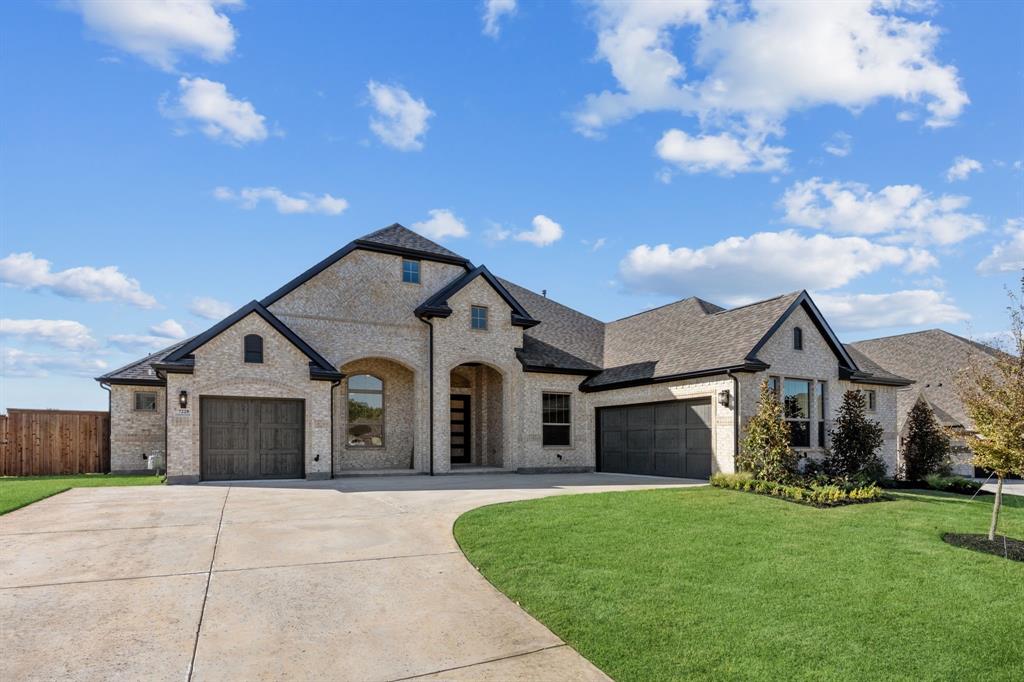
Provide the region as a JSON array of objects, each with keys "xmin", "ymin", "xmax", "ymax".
[{"xmin": 1, "ymin": 472, "xmax": 704, "ymax": 681}]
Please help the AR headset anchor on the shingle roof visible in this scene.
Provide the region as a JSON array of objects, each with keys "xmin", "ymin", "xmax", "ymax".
[
  {"xmin": 96, "ymin": 337, "xmax": 194, "ymax": 384},
  {"xmin": 843, "ymin": 345, "xmax": 913, "ymax": 386},
  {"xmin": 585, "ymin": 292, "xmax": 802, "ymax": 388},
  {"xmin": 499, "ymin": 279, "xmax": 605, "ymax": 370},
  {"xmin": 416, "ymin": 266, "xmax": 539, "ymax": 328},
  {"xmin": 849, "ymin": 329, "xmax": 1004, "ymax": 430},
  {"xmin": 358, "ymin": 223, "xmax": 466, "ymax": 261}
]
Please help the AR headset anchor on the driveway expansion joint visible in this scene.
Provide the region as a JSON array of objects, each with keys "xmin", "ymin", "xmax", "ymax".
[
  {"xmin": 187, "ymin": 486, "xmax": 230, "ymax": 682},
  {"xmin": 387, "ymin": 644, "xmax": 569, "ymax": 681}
]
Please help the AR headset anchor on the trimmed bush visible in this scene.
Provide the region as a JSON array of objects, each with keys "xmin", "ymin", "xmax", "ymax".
[
  {"xmin": 711, "ymin": 472, "xmax": 883, "ymax": 507},
  {"xmin": 924, "ymin": 473, "xmax": 982, "ymax": 495}
]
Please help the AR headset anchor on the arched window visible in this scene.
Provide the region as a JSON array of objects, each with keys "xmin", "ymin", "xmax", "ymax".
[
  {"xmin": 244, "ymin": 334, "xmax": 263, "ymax": 363},
  {"xmin": 347, "ymin": 375, "xmax": 383, "ymax": 447},
  {"xmin": 793, "ymin": 327, "xmax": 803, "ymax": 351}
]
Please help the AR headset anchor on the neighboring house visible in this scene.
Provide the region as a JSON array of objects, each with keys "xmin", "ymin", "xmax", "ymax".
[
  {"xmin": 849, "ymin": 329, "xmax": 1005, "ymax": 477},
  {"xmin": 96, "ymin": 224, "xmax": 910, "ymax": 484}
]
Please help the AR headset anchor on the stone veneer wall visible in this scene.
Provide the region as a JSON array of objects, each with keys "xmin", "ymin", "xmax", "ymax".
[
  {"xmin": 739, "ymin": 305, "xmax": 900, "ymax": 475},
  {"xmin": 165, "ymin": 312, "xmax": 332, "ymax": 483},
  {"xmin": 336, "ymin": 357, "xmax": 415, "ymax": 471},
  {"xmin": 109, "ymin": 384, "xmax": 166, "ymax": 472}
]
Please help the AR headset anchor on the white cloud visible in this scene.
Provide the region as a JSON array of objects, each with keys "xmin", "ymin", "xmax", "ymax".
[
  {"xmin": 0, "ymin": 319, "xmax": 96, "ymax": 350},
  {"xmin": 655, "ymin": 129, "xmax": 788, "ymax": 174},
  {"xmin": 485, "ymin": 222, "xmax": 512, "ymax": 243},
  {"xmin": 149, "ymin": 319, "xmax": 187, "ymax": 339},
  {"xmin": 780, "ymin": 177, "xmax": 986, "ymax": 245},
  {"xmin": 161, "ymin": 77, "xmax": 268, "ymax": 146},
  {"xmin": 575, "ymin": 0, "xmax": 967, "ymax": 137},
  {"xmin": 189, "ymin": 296, "xmax": 234, "ymax": 320},
  {"xmin": 366, "ymin": 81, "xmax": 433, "ymax": 151},
  {"xmin": 823, "ymin": 131, "xmax": 852, "ymax": 157},
  {"xmin": 67, "ymin": 0, "xmax": 240, "ymax": 72},
  {"xmin": 814, "ymin": 290, "xmax": 969, "ymax": 331},
  {"xmin": 2, "ymin": 348, "xmax": 108, "ymax": 378},
  {"xmin": 977, "ymin": 218, "xmax": 1024, "ymax": 275},
  {"xmin": 0, "ymin": 252, "xmax": 157, "ymax": 308},
  {"xmin": 514, "ymin": 215, "xmax": 564, "ymax": 247},
  {"xmin": 946, "ymin": 156, "xmax": 983, "ymax": 182},
  {"xmin": 411, "ymin": 209, "xmax": 469, "ymax": 240},
  {"xmin": 108, "ymin": 334, "xmax": 177, "ymax": 352},
  {"xmin": 482, "ymin": 0, "xmax": 516, "ymax": 38},
  {"xmin": 214, "ymin": 186, "xmax": 348, "ymax": 215},
  {"xmin": 619, "ymin": 230, "xmax": 926, "ymax": 305},
  {"xmin": 584, "ymin": 237, "xmax": 607, "ymax": 252}
]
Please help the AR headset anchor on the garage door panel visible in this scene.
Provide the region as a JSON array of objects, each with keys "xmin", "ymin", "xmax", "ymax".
[
  {"xmin": 599, "ymin": 398, "xmax": 712, "ymax": 480},
  {"xmin": 202, "ymin": 398, "xmax": 304, "ymax": 481}
]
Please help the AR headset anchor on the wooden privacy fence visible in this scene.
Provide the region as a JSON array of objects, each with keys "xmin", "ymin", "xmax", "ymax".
[{"xmin": 0, "ymin": 409, "xmax": 110, "ymax": 476}]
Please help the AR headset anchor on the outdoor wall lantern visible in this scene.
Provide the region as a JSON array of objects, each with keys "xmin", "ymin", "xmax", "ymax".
[
  {"xmin": 179, "ymin": 390, "xmax": 188, "ymax": 409},
  {"xmin": 718, "ymin": 389, "xmax": 731, "ymax": 408}
]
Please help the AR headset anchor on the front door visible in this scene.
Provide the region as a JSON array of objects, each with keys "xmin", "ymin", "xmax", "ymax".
[{"xmin": 450, "ymin": 395, "xmax": 471, "ymax": 464}]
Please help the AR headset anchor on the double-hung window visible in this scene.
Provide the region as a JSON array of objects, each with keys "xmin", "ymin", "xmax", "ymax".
[
  {"xmin": 541, "ymin": 393, "xmax": 571, "ymax": 446},
  {"xmin": 783, "ymin": 378, "xmax": 812, "ymax": 448}
]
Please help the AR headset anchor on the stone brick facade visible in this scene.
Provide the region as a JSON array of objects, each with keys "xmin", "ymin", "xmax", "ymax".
[{"xmin": 109, "ymin": 384, "xmax": 165, "ymax": 473}]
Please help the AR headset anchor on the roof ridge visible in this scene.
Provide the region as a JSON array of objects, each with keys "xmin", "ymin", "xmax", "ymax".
[
  {"xmin": 607, "ymin": 296, "xmax": 712, "ymax": 324},
  {"xmin": 497, "ymin": 278, "xmax": 604, "ymax": 325},
  {"xmin": 710, "ymin": 291, "xmax": 800, "ymax": 315}
]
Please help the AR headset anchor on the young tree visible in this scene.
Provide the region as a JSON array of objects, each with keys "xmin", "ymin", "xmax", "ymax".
[
  {"xmin": 738, "ymin": 379, "xmax": 800, "ymax": 482},
  {"xmin": 902, "ymin": 398, "xmax": 951, "ymax": 480},
  {"xmin": 958, "ymin": 274, "xmax": 1024, "ymax": 541},
  {"xmin": 825, "ymin": 390, "xmax": 887, "ymax": 482}
]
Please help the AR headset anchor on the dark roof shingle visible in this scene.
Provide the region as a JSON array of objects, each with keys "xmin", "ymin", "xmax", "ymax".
[
  {"xmin": 96, "ymin": 337, "xmax": 193, "ymax": 384},
  {"xmin": 358, "ymin": 224, "xmax": 466, "ymax": 261}
]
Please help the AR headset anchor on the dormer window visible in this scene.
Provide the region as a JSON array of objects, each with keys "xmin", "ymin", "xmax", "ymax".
[
  {"xmin": 471, "ymin": 305, "xmax": 488, "ymax": 330},
  {"xmin": 402, "ymin": 258, "xmax": 421, "ymax": 284},
  {"xmin": 244, "ymin": 334, "xmax": 264, "ymax": 363},
  {"xmin": 793, "ymin": 327, "xmax": 804, "ymax": 351}
]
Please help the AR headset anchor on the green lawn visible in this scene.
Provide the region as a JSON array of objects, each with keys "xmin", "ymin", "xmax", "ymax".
[
  {"xmin": 455, "ymin": 488, "xmax": 1024, "ymax": 681},
  {"xmin": 0, "ymin": 474, "xmax": 164, "ymax": 515}
]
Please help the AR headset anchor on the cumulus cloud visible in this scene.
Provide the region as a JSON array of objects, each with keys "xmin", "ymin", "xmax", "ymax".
[
  {"xmin": 946, "ymin": 156, "xmax": 983, "ymax": 182},
  {"xmin": 189, "ymin": 296, "xmax": 234, "ymax": 320},
  {"xmin": 161, "ymin": 77, "xmax": 268, "ymax": 146},
  {"xmin": 149, "ymin": 319, "xmax": 187, "ymax": 339},
  {"xmin": 0, "ymin": 252, "xmax": 157, "ymax": 308},
  {"xmin": 619, "ymin": 230, "xmax": 928, "ymax": 305},
  {"xmin": 514, "ymin": 215, "xmax": 564, "ymax": 247},
  {"xmin": 814, "ymin": 290, "xmax": 969, "ymax": 331},
  {"xmin": 367, "ymin": 81, "xmax": 433, "ymax": 151},
  {"xmin": 780, "ymin": 177, "xmax": 986, "ymax": 245},
  {"xmin": 655, "ymin": 129, "xmax": 788, "ymax": 174},
  {"xmin": 214, "ymin": 186, "xmax": 348, "ymax": 215},
  {"xmin": 411, "ymin": 209, "xmax": 469, "ymax": 240},
  {"xmin": 67, "ymin": 0, "xmax": 240, "ymax": 72},
  {"xmin": 977, "ymin": 218, "xmax": 1024, "ymax": 275},
  {"xmin": 823, "ymin": 131, "xmax": 852, "ymax": 157},
  {"xmin": 482, "ymin": 0, "xmax": 516, "ymax": 38},
  {"xmin": 0, "ymin": 319, "xmax": 96, "ymax": 350},
  {"xmin": 2, "ymin": 348, "xmax": 108, "ymax": 378},
  {"xmin": 575, "ymin": 0, "xmax": 967, "ymax": 138}
]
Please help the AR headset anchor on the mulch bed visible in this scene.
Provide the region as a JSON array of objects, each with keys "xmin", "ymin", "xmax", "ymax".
[{"xmin": 942, "ymin": 533, "xmax": 1024, "ymax": 562}]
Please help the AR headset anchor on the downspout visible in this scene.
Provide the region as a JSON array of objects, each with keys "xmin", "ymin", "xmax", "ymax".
[
  {"xmin": 329, "ymin": 378, "xmax": 341, "ymax": 479},
  {"xmin": 727, "ymin": 370, "xmax": 740, "ymax": 470},
  {"xmin": 100, "ymin": 382, "xmax": 111, "ymax": 473},
  {"xmin": 418, "ymin": 316, "xmax": 435, "ymax": 475}
]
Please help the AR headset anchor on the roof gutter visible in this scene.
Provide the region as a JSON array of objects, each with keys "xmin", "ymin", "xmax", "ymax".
[{"xmin": 579, "ymin": 361, "xmax": 768, "ymax": 393}]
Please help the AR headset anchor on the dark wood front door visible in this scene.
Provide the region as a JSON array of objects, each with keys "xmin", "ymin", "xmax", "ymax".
[
  {"xmin": 201, "ymin": 397, "xmax": 304, "ymax": 481},
  {"xmin": 450, "ymin": 395, "xmax": 471, "ymax": 464}
]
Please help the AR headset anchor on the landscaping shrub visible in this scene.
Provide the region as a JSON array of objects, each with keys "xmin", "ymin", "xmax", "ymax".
[
  {"xmin": 924, "ymin": 473, "xmax": 982, "ymax": 495},
  {"xmin": 711, "ymin": 471, "xmax": 883, "ymax": 507},
  {"xmin": 825, "ymin": 391, "xmax": 887, "ymax": 483},
  {"xmin": 901, "ymin": 399, "xmax": 951, "ymax": 480},
  {"xmin": 737, "ymin": 380, "xmax": 801, "ymax": 483}
]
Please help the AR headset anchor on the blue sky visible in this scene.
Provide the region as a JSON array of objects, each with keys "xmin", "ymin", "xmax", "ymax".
[{"xmin": 1, "ymin": 0, "xmax": 1022, "ymax": 411}]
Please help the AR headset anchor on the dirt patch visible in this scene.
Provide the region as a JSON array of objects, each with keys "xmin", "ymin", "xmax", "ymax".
[{"xmin": 942, "ymin": 533, "xmax": 1024, "ymax": 562}]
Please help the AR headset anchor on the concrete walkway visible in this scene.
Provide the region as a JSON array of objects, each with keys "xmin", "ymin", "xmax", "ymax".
[{"xmin": 0, "ymin": 473, "xmax": 704, "ymax": 681}]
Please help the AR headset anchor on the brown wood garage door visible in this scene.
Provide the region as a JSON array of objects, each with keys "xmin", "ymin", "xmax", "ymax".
[
  {"xmin": 201, "ymin": 397, "xmax": 304, "ymax": 481},
  {"xmin": 597, "ymin": 398, "xmax": 713, "ymax": 479}
]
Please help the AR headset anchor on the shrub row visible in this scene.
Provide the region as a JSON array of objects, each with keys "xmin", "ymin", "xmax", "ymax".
[
  {"xmin": 711, "ymin": 472, "xmax": 884, "ymax": 507},
  {"xmin": 923, "ymin": 473, "xmax": 982, "ymax": 495}
]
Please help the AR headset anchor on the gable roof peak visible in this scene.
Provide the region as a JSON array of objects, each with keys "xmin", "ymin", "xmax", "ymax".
[
  {"xmin": 416, "ymin": 264, "xmax": 539, "ymax": 328},
  {"xmin": 355, "ymin": 223, "xmax": 466, "ymax": 262}
]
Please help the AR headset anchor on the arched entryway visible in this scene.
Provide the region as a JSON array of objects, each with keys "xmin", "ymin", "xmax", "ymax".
[
  {"xmin": 449, "ymin": 363, "xmax": 504, "ymax": 468},
  {"xmin": 336, "ymin": 357, "xmax": 416, "ymax": 472}
]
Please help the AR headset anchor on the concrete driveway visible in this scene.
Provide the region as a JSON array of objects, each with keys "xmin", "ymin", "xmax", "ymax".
[{"xmin": 0, "ymin": 472, "xmax": 704, "ymax": 681}]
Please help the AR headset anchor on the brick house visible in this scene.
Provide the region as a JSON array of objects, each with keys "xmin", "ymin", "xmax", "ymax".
[{"xmin": 97, "ymin": 224, "xmax": 910, "ymax": 484}]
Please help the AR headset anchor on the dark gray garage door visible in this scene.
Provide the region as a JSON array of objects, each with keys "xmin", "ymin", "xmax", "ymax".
[
  {"xmin": 598, "ymin": 398, "xmax": 713, "ymax": 479},
  {"xmin": 201, "ymin": 397, "xmax": 304, "ymax": 481}
]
